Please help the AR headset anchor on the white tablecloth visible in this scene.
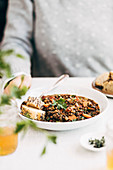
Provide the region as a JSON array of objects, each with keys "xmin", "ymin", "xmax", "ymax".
[{"xmin": 1, "ymin": 77, "xmax": 112, "ymax": 170}]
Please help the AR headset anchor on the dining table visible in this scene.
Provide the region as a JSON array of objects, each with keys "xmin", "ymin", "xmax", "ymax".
[{"xmin": 0, "ymin": 77, "xmax": 112, "ymax": 170}]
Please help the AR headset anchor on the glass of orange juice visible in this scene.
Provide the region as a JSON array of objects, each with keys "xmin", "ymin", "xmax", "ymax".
[
  {"xmin": 106, "ymin": 119, "xmax": 113, "ymax": 170},
  {"xmin": 0, "ymin": 105, "xmax": 18, "ymax": 156}
]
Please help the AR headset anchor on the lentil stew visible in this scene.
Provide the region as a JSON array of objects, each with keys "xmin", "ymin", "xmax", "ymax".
[{"xmin": 20, "ymin": 94, "xmax": 100, "ymax": 122}]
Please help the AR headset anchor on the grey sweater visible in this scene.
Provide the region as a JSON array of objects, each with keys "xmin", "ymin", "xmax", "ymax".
[{"xmin": 1, "ymin": 0, "xmax": 113, "ymax": 77}]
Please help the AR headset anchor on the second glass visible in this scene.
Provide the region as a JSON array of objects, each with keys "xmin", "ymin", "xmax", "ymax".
[
  {"xmin": 0, "ymin": 105, "xmax": 18, "ymax": 156},
  {"xmin": 106, "ymin": 119, "xmax": 113, "ymax": 170}
]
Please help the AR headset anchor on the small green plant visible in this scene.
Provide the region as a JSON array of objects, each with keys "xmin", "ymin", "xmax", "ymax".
[{"xmin": 0, "ymin": 49, "xmax": 57, "ymax": 156}]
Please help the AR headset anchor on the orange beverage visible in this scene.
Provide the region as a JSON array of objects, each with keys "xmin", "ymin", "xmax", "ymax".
[
  {"xmin": 107, "ymin": 150, "xmax": 113, "ymax": 170},
  {"xmin": 0, "ymin": 126, "xmax": 18, "ymax": 156},
  {"xmin": 0, "ymin": 105, "xmax": 18, "ymax": 156},
  {"xmin": 106, "ymin": 120, "xmax": 113, "ymax": 170}
]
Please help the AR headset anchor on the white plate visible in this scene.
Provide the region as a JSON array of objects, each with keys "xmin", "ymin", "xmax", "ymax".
[
  {"xmin": 80, "ymin": 132, "xmax": 106, "ymax": 152},
  {"xmin": 17, "ymin": 84, "xmax": 109, "ymax": 131}
]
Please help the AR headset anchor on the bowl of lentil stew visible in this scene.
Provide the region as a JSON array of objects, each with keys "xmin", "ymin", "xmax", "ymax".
[{"xmin": 17, "ymin": 85, "xmax": 108, "ymax": 131}]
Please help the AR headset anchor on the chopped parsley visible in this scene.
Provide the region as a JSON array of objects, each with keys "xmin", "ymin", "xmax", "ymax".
[{"xmin": 52, "ymin": 98, "xmax": 67, "ymax": 110}]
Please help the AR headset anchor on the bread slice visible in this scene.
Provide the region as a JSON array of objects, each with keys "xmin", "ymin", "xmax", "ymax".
[
  {"xmin": 94, "ymin": 71, "xmax": 113, "ymax": 94},
  {"xmin": 21, "ymin": 105, "xmax": 45, "ymax": 120},
  {"xmin": 26, "ymin": 96, "xmax": 44, "ymax": 109},
  {"xmin": 103, "ymin": 80, "xmax": 113, "ymax": 94},
  {"xmin": 95, "ymin": 72, "xmax": 109, "ymax": 86}
]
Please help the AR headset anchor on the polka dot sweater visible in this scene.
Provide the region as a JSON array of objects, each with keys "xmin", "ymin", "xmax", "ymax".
[{"xmin": 1, "ymin": 0, "xmax": 113, "ymax": 77}]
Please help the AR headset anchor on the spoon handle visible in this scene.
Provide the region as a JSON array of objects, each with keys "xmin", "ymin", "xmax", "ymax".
[{"xmin": 39, "ymin": 74, "xmax": 69, "ymax": 97}]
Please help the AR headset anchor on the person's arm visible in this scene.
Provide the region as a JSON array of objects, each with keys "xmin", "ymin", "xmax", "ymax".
[{"xmin": 1, "ymin": 0, "xmax": 33, "ymax": 93}]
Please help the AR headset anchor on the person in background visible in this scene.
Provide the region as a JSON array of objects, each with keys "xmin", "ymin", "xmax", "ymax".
[{"xmin": 1, "ymin": 0, "xmax": 113, "ymax": 94}]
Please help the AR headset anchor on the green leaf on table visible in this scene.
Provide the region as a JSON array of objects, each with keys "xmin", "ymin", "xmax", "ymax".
[
  {"xmin": 41, "ymin": 146, "xmax": 46, "ymax": 156},
  {"xmin": 47, "ymin": 135, "xmax": 57, "ymax": 144}
]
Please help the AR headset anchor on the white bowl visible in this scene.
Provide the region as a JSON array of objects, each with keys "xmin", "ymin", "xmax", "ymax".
[{"xmin": 17, "ymin": 84, "xmax": 109, "ymax": 131}]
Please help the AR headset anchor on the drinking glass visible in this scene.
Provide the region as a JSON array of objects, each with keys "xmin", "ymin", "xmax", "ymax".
[
  {"xmin": 0, "ymin": 105, "xmax": 18, "ymax": 156},
  {"xmin": 106, "ymin": 119, "xmax": 113, "ymax": 170}
]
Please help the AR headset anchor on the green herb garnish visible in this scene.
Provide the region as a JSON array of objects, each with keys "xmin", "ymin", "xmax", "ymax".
[
  {"xmin": 52, "ymin": 98, "xmax": 67, "ymax": 110},
  {"xmin": 89, "ymin": 136, "xmax": 105, "ymax": 148}
]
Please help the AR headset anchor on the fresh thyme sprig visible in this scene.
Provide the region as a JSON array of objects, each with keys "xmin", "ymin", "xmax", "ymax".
[{"xmin": 89, "ymin": 136, "xmax": 105, "ymax": 148}]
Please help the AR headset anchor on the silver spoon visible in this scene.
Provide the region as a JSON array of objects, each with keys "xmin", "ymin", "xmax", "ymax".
[
  {"xmin": 20, "ymin": 74, "xmax": 69, "ymax": 119},
  {"xmin": 39, "ymin": 74, "xmax": 69, "ymax": 98},
  {"xmin": 25, "ymin": 74, "xmax": 69, "ymax": 109}
]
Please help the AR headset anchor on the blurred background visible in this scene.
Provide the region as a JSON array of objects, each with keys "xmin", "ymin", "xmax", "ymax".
[{"xmin": 1, "ymin": 1, "xmax": 113, "ymax": 78}]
